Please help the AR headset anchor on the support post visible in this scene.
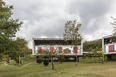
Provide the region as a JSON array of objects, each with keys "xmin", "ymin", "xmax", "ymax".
[{"xmin": 102, "ymin": 37, "xmax": 104, "ymax": 64}]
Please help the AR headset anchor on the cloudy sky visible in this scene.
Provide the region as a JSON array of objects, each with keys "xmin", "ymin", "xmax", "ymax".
[{"xmin": 4, "ymin": 0, "xmax": 116, "ymax": 48}]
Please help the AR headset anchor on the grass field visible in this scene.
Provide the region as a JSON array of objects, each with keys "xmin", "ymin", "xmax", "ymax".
[{"xmin": 0, "ymin": 56, "xmax": 116, "ymax": 77}]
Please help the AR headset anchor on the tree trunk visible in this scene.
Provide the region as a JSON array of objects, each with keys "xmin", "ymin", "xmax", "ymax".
[
  {"xmin": 99, "ymin": 56, "xmax": 100, "ymax": 60},
  {"xmin": 102, "ymin": 56, "xmax": 104, "ymax": 64},
  {"xmin": 19, "ymin": 54, "xmax": 20, "ymax": 66},
  {"xmin": 6, "ymin": 55, "xmax": 9, "ymax": 63},
  {"xmin": 76, "ymin": 54, "xmax": 77, "ymax": 66},
  {"xmin": 51, "ymin": 56, "xmax": 54, "ymax": 70},
  {"xmin": 90, "ymin": 58, "xmax": 91, "ymax": 63},
  {"xmin": 102, "ymin": 54, "xmax": 104, "ymax": 64}
]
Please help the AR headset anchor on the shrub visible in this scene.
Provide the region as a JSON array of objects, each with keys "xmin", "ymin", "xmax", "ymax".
[
  {"xmin": 58, "ymin": 55, "xmax": 65, "ymax": 63},
  {"xmin": 3, "ymin": 55, "xmax": 10, "ymax": 63},
  {"xmin": 15, "ymin": 58, "xmax": 21, "ymax": 64},
  {"xmin": 43, "ymin": 59, "xmax": 49, "ymax": 66},
  {"xmin": 36, "ymin": 58, "xmax": 42, "ymax": 64}
]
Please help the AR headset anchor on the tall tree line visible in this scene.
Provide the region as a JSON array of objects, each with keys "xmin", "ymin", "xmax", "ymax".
[{"xmin": 83, "ymin": 39, "xmax": 102, "ymax": 51}]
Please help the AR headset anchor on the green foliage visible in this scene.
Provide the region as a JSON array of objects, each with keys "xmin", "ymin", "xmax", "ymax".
[
  {"xmin": 84, "ymin": 52, "xmax": 92, "ymax": 59},
  {"xmin": 63, "ymin": 20, "xmax": 82, "ymax": 46},
  {"xmin": 0, "ymin": 54, "xmax": 2, "ymax": 60},
  {"xmin": 36, "ymin": 58, "xmax": 42, "ymax": 64},
  {"xmin": 83, "ymin": 39, "xmax": 102, "ymax": 51},
  {"xmin": 2, "ymin": 54, "xmax": 10, "ymax": 63},
  {"xmin": 43, "ymin": 59, "xmax": 49, "ymax": 66},
  {"xmin": 84, "ymin": 47, "xmax": 103, "ymax": 62},
  {"xmin": 63, "ymin": 20, "xmax": 82, "ymax": 66},
  {"xmin": 111, "ymin": 55, "xmax": 116, "ymax": 60},
  {"xmin": 9, "ymin": 49, "xmax": 18, "ymax": 60},
  {"xmin": 14, "ymin": 58, "xmax": 21, "ymax": 64},
  {"xmin": 20, "ymin": 52, "xmax": 24, "ymax": 57},
  {"xmin": 58, "ymin": 55, "xmax": 65, "ymax": 63},
  {"xmin": 21, "ymin": 47, "xmax": 32, "ymax": 58},
  {"xmin": 0, "ymin": 1, "xmax": 23, "ymax": 37},
  {"xmin": 15, "ymin": 37, "xmax": 27, "ymax": 66},
  {"xmin": 0, "ymin": 0, "xmax": 24, "ymax": 63},
  {"xmin": 91, "ymin": 47, "xmax": 102, "ymax": 58},
  {"xmin": 15, "ymin": 37, "xmax": 27, "ymax": 50},
  {"xmin": 41, "ymin": 45, "xmax": 59, "ymax": 69},
  {"xmin": 22, "ymin": 46, "xmax": 32, "ymax": 54}
]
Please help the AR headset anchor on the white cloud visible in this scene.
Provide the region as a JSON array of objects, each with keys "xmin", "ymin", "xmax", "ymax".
[{"xmin": 4, "ymin": 0, "xmax": 116, "ymax": 48}]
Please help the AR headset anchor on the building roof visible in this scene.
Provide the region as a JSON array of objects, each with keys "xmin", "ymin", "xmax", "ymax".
[
  {"xmin": 103, "ymin": 35, "xmax": 116, "ymax": 39},
  {"xmin": 33, "ymin": 38, "xmax": 64, "ymax": 40}
]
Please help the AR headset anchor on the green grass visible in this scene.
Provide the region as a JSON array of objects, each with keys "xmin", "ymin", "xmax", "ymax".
[{"xmin": 0, "ymin": 56, "xmax": 116, "ymax": 77}]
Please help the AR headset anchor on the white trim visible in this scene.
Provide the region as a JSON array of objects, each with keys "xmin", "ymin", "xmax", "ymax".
[
  {"xmin": 105, "ymin": 45, "xmax": 109, "ymax": 53},
  {"xmin": 114, "ymin": 45, "xmax": 116, "ymax": 52}
]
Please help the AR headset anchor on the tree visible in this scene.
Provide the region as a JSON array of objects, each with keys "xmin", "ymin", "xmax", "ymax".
[
  {"xmin": 91, "ymin": 47, "xmax": 102, "ymax": 63},
  {"xmin": 50, "ymin": 46, "xmax": 59, "ymax": 70},
  {"xmin": 22, "ymin": 46, "xmax": 32, "ymax": 58},
  {"xmin": 43, "ymin": 59, "xmax": 49, "ymax": 66},
  {"xmin": 83, "ymin": 39, "xmax": 102, "ymax": 51},
  {"xmin": 91, "ymin": 47, "xmax": 98, "ymax": 62},
  {"xmin": 40, "ymin": 45, "xmax": 59, "ymax": 70},
  {"xmin": 58, "ymin": 48, "xmax": 65, "ymax": 63},
  {"xmin": 111, "ymin": 17, "xmax": 116, "ymax": 35},
  {"xmin": 84, "ymin": 52, "xmax": 92, "ymax": 62},
  {"xmin": 58, "ymin": 55, "xmax": 65, "ymax": 63},
  {"xmin": 97, "ymin": 52, "xmax": 103, "ymax": 61},
  {"xmin": 0, "ymin": 0, "xmax": 23, "ymax": 38},
  {"xmin": 36, "ymin": 58, "xmax": 42, "ymax": 64},
  {"xmin": 82, "ymin": 54, "xmax": 86, "ymax": 61},
  {"xmin": 0, "ymin": 0, "xmax": 23, "ymax": 63},
  {"xmin": 63, "ymin": 20, "xmax": 82, "ymax": 66},
  {"xmin": 15, "ymin": 37, "xmax": 27, "ymax": 66},
  {"xmin": 84, "ymin": 47, "xmax": 103, "ymax": 63}
]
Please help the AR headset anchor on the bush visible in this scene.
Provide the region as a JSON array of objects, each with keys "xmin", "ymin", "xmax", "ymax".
[
  {"xmin": 15, "ymin": 58, "xmax": 21, "ymax": 64},
  {"xmin": 43, "ymin": 59, "xmax": 49, "ymax": 66},
  {"xmin": 58, "ymin": 55, "xmax": 65, "ymax": 63},
  {"xmin": 3, "ymin": 55, "xmax": 10, "ymax": 63},
  {"xmin": 36, "ymin": 58, "xmax": 42, "ymax": 64}
]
